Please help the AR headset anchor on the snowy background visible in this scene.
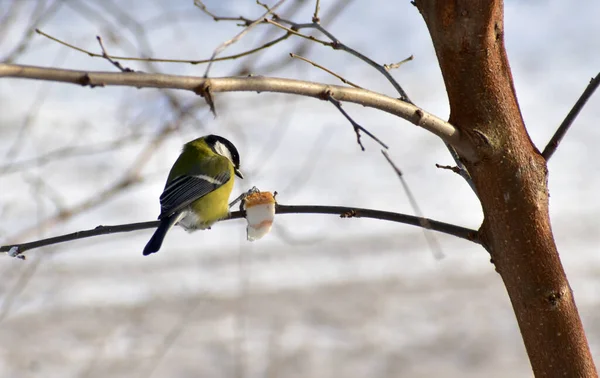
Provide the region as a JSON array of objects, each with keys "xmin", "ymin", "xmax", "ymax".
[{"xmin": 0, "ymin": 1, "xmax": 599, "ymax": 377}]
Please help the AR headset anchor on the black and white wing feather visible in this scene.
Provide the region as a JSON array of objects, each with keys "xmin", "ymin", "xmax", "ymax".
[{"xmin": 158, "ymin": 171, "xmax": 230, "ymax": 219}]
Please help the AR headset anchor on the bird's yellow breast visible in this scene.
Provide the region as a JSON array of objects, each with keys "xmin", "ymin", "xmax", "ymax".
[{"xmin": 178, "ymin": 163, "xmax": 235, "ymax": 230}]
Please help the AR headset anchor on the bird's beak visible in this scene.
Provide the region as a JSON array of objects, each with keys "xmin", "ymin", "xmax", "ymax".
[{"xmin": 235, "ymin": 168, "xmax": 244, "ymax": 179}]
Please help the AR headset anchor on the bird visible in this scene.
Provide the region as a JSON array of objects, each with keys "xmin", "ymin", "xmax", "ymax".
[{"xmin": 143, "ymin": 134, "xmax": 243, "ymax": 255}]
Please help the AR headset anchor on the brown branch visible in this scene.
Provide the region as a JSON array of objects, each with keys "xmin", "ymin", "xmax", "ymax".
[
  {"xmin": 273, "ymin": 18, "xmax": 412, "ymax": 102},
  {"xmin": 416, "ymin": 1, "xmax": 597, "ymax": 376},
  {"xmin": 0, "ymin": 203, "xmax": 480, "ymax": 257},
  {"xmin": 290, "ymin": 52, "xmax": 363, "ymax": 89},
  {"xmin": 435, "ymin": 163, "xmax": 462, "ymax": 174},
  {"xmin": 195, "ymin": 0, "xmax": 353, "ymax": 76},
  {"xmin": 35, "ymin": 28, "xmax": 291, "ymax": 66},
  {"xmin": 0, "ymin": 63, "xmax": 475, "ymax": 159},
  {"xmin": 442, "ymin": 142, "xmax": 476, "ymax": 193},
  {"xmin": 542, "ymin": 72, "xmax": 600, "ymax": 160},
  {"xmin": 312, "ymin": 0, "xmax": 321, "ymax": 23},
  {"xmin": 384, "ymin": 55, "xmax": 414, "ymax": 71},
  {"xmin": 263, "ymin": 18, "xmax": 331, "ymax": 46},
  {"xmin": 36, "ymin": 1, "xmax": 412, "ymax": 104},
  {"xmin": 326, "ymin": 93, "xmax": 388, "ymax": 150},
  {"xmin": 202, "ymin": 0, "xmax": 287, "ymax": 77},
  {"xmin": 194, "ymin": 0, "xmax": 253, "ymax": 25},
  {"xmin": 96, "ymin": 35, "xmax": 134, "ymax": 72},
  {"xmin": 194, "ymin": 0, "xmax": 412, "ymax": 101}
]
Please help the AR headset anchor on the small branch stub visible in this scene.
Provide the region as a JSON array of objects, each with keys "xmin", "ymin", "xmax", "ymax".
[{"xmin": 194, "ymin": 82, "xmax": 217, "ymax": 117}]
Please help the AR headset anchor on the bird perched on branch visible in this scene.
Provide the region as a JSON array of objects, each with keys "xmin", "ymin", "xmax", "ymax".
[{"xmin": 143, "ymin": 135, "xmax": 243, "ymax": 255}]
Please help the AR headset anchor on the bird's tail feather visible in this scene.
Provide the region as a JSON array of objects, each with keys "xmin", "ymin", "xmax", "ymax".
[{"xmin": 143, "ymin": 214, "xmax": 180, "ymax": 256}]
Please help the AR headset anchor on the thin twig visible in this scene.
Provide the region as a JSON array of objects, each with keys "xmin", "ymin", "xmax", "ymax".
[
  {"xmin": 0, "ymin": 203, "xmax": 480, "ymax": 257},
  {"xmin": 435, "ymin": 164, "xmax": 462, "ymax": 174},
  {"xmin": 196, "ymin": 0, "xmax": 353, "ymax": 76},
  {"xmin": 381, "ymin": 150, "xmax": 444, "ymax": 259},
  {"xmin": 326, "ymin": 93, "xmax": 388, "ymax": 151},
  {"xmin": 442, "ymin": 143, "xmax": 477, "ymax": 194},
  {"xmin": 96, "ymin": 35, "xmax": 134, "ymax": 72},
  {"xmin": 383, "ymin": 55, "xmax": 414, "ymax": 71},
  {"xmin": 194, "ymin": 0, "xmax": 253, "ymax": 25},
  {"xmin": 194, "ymin": 0, "xmax": 412, "ymax": 101},
  {"xmin": 35, "ymin": 28, "xmax": 291, "ymax": 65},
  {"xmin": 290, "ymin": 52, "xmax": 362, "ymax": 89},
  {"xmin": 263, "ymin": 18, "xmax": 331, "ymax": 46},
  {"xmin": 202, "ymin": 0, "xmax": 287, "ymax": 77},
  {"xmin": 255, "ymin": 0, "xmax": 271, "ymax": 12},
  {"xmin": 312, "ymin": 0, "xmax": 321, "ymax": 23},
  {"xmin": 274, "ymin": 19, "xmax": 412, "ymax": 102},
  {"xmin": 542, "ymin": 72, "xmax": 600, "ymax": 161}
]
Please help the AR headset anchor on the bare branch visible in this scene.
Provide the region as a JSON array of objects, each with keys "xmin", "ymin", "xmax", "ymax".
[
  {"xmin": 255, "ymin": 0, "xmax": 272, "ymax": 12},
  {"xmin": 193, "ymin": 0, "xmax": 353, "ymax": 76},
  {"xmin": 35, "ymin": 29, "xmax": 291, "ymax": 65},
  {"xmin": 263, "ymin": 18, "xmax": 332, "ymax": 46},
  {"xmin": 0, "ymin": 203, "xmax": 480, "ymax": 257},
  {"xmin": 202, "ymin": 0, "xmax": 287, "ymax": 77},
  {"xmin": 435, "ymin": 163, "xmax": 462, "ymax": 174},
  {"xmin": 96, "ymin": 35, "xmax": 134, "ymax": 72},
  {"xmin": 382, "ymin": 150, "xmax": 444, "ymax": 259},
  {"xmin": 0, "ymin": 63, "xmax": 475, "ymax": 159},
  {"xmin": 542, "ymin": 72, "xmax": 600, "ymax": 161},
  {"xmin": 274, "ymin": 19, "xmax": 412, "ymax": 102},
  {"xmin": 194, "ymin": 0, "xmax": 253, "ymax": 25},
  {"xmin": 194, "ymin": 0, "xmax": 413, "ymax": 100},
  {"xmin": 312, "ymin": 0, "xmax": 321, "ymax": 23},
  {"xmin": 442, "ymin": 143, "xmax": 477, "ymax": 194},
  {"xmin": 290, "ymin": 52, "xmax": 362, "ymax": 89},
  {"xmin": 326, "ymin": 93, "xmax": 388, "ymax": 150},
  {"xmin": 384, "ymin": 55, "xmax": 414, "ymax": 71}
]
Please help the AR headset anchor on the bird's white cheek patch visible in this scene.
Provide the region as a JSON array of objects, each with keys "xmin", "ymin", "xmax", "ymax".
[
  {"xmin": 214, "ymin": 141, "xmax": 233, "ymax": 164},
  {"xmin": 243, "ymin": 192, "xmax": 276, "ymax": 241}
]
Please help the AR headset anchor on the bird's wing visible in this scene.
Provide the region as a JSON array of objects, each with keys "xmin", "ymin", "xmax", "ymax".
[{"xmin": 158, "ymin": 164, "xmax": 231, "ymax": 219}]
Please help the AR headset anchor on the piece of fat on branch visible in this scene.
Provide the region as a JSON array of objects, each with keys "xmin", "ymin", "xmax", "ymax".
[{"xmin": 243, "ymin": 191, "xmax": 276, "ymax": 241}]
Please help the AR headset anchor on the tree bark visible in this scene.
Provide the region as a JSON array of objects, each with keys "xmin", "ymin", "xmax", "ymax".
[{"xmin": 414, "ymin": 1, "xmax": 597, "ymax": 376}]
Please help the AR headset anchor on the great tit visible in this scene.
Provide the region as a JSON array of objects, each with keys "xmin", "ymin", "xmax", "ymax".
[{"xmin": 143, "ymin": 135, "xmax": 243, "ymax": 256}]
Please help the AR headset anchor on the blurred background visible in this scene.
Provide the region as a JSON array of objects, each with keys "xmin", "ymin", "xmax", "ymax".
[{"xmin": 0, "ymin": 1, "xmax": 599, "ymax": 377}]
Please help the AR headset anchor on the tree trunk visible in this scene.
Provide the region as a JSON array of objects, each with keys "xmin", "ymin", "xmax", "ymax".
[{"xmin": 414, "ymin": 1, "xmax": 597, "ymax": 376}]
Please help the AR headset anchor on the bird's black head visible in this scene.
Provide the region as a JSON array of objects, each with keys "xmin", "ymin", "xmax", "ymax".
[{"xmin": 205, "ymin": 134, "xmax": 242, "ymax": 178}]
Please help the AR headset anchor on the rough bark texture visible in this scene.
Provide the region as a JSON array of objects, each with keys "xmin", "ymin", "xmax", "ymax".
[{"xmin": 414, "ymin": 1, "xmax": 597, "ymax": 376}]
